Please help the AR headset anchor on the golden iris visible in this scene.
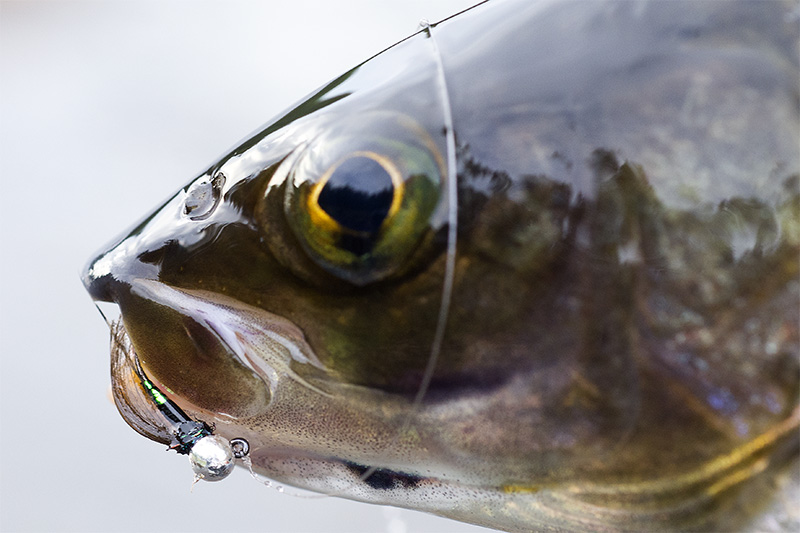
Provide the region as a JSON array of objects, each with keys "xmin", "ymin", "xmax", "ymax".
[{"xmin": 278, "ymin": 113, "xmax": 445, "ymax": 285}]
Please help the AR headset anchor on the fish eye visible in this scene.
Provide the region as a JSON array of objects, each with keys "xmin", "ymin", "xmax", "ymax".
[
  {"xmin": 261, "ymin": 113, "xmax": 446, "ymax": 285},
  {"xmin": 308, "ymin": 151, "xmax": 404, "ymax": 251}
]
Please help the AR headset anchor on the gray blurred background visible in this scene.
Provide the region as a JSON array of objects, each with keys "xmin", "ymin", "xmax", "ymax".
[{"xmin": 0, "ymin": 2, "xmax": 489, "ymax": 531}]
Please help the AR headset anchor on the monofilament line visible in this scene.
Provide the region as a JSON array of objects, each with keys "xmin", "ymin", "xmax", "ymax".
[{"xmin": 411, "ymin": 18, "xmax": 458, "ymax": 410}]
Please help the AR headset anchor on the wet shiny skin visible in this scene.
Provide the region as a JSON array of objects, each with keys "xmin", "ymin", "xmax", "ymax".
[{"xmin": 84, "ymin": 0, "xmax": 799, "ymax": 531}]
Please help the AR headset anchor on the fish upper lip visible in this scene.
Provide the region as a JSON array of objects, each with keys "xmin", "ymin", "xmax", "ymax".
[
  {"xmin": 128, "ymin": 278, "xmax": 328, "ymax": 372},
  {"xmin": 108, "ymin": 277, "xmax": 334, "ymax": 423}
]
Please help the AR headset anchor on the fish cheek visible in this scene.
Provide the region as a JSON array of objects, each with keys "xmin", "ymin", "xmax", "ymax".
[{"xmin": 119, "ymin": 295, "xmax": 269, "ymax": 419}]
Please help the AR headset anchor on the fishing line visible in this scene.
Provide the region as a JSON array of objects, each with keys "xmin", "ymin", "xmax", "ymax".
[
  {"xmin": 336, "ymin": 17, "xmax": 459, "ymax": 492},
  {"xmin": 95, "ymin": 301, "xmax": 114, "ymax": 329},
  {"xmin": 412, "ymin": 17, "xmax": 459, "ymax": 410}
]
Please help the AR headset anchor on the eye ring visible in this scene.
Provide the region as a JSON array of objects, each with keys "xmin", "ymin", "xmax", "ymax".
[
  {"xmin": 306, "ymin": 150, "xmax": 406, "ymax": 236},
  {"xmin": 258, "ymin": 111, "xmax": 447, "ymax": 285}
]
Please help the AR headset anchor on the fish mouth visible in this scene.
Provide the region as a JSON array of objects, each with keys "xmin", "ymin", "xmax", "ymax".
[
  {"xmin": 106, "ymin": 277, "xmax": 334, "ymax": 439},
  {"xmin": 105, "ymin": 287, "xmax": 459, "ymax": 505},
  {"xmin": 104, "ymin": 279, "xmax": 446, "ymax": 474},
  {"xmin": 108, "ymin": 316, "xmax": 175, "ymax": 446},
  {"xmin": 113, "ymin": 278, "xmax": 334, "ymax": 417}
]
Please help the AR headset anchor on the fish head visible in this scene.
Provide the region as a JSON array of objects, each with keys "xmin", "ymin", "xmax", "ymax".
[
  {"xmin": 80, "ymin": 23, "xmax": 605, "ymax": 512},
  {"xmin": 83, "ymin": 1, "xmax": 800, "ymax": 530},
  {"xmin": 81, "ymin": 30, "xmax": 475, "ymax": 499}
]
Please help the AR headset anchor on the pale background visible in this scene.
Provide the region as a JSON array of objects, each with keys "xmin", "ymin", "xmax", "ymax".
[{"xmin": 0, "ymin": 1, "xmax": 490, "ymax": 531}]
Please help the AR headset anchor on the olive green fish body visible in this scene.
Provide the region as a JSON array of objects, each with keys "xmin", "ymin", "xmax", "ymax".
[{"xmin": 84, "ymin": 0, "xmax": 799, "ymax": 530}]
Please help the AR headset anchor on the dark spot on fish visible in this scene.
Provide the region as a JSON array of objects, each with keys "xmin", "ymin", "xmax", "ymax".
[{"xmin": 344, "ymin": 461, "xmax": 422, "ymax": 490}]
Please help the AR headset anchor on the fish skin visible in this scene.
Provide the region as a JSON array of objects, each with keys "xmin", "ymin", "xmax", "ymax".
[{"xmin": 84, "ymin": 0, "xmax": 800, "ymax": 530}]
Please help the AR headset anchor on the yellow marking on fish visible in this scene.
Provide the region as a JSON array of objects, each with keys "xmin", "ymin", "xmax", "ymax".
[
  {"xmin": 566, "ymin": 406, "xmax": 799, "ymax": 500},
  {"xmin": 705, "ymin": 457, "xmax": 768, "ymax": 498}
]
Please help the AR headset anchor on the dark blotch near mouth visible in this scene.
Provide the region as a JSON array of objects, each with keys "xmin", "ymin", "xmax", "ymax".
[{"xmin": 344, "ymin": 461, "xmax": 423, "ymax": 491}]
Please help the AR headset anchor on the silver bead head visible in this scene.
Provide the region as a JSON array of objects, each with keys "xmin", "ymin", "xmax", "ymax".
[{"xmin": 188, "ymin": 435, "xmax": 235, "ymax": 482}]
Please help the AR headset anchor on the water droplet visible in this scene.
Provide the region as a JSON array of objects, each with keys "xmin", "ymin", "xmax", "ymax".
[{"xmin": 184, "ymin": 173, "xmax": 225, "ymax": 220}]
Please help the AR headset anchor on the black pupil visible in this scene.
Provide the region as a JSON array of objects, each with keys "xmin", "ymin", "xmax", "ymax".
[{"xmin": 318, "ymin": 156, "xmax": 395, "ymax": 234}]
